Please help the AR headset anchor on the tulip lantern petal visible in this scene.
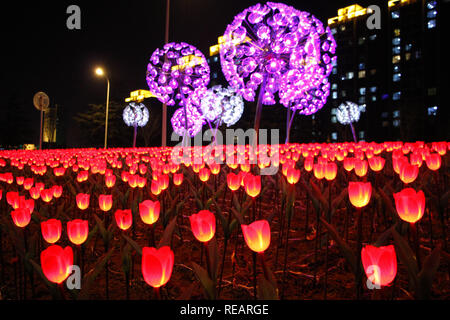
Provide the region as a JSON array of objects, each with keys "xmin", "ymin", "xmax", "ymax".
[
  {"xmin": 189, "ymin": 210, "xmax": 216, "ymax": 243},
  {"xmin": 241, "ymin": 220, "xmax": 271, "ymax": 253},
  {"xmin": 142, "ymin": 246, "xmax": 174, "ymax": 288},
  {"xmin": 393, "ymin": 188, "xmax": 425, "ymax": 223},
  {"xmin": 41, "ymin": 245, "xmax": 74, "ymax": 284},
  {"xmin": 361, "ymin": 245, "xmax": 397, "ymax": 287},
  {"xmin": 348, "ymin": 182, "xmax": 372, "ymax": 208}
]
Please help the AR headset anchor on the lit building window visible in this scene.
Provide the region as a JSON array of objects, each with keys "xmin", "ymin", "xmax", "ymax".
[
  {"xmin": 393, "ymin": 110, "xmax": 400, "ymax": 118},
  {"xmin": 393, "ymin": 46, "xmax": 401, "ymax": 54},
  {"xmin": 370, "ymin": 69, "xmax": 377, "ymax": 75},
  {"xmin": 332, "ymin": 83, "xmax": 337, "ymax": 90},
  {"xmin": 393, "ymin": 92, "xmax": 401, "ymax": 100},
  {"xmin": 358, "ymin": 97, "xmax": 366, "ymax": 104},
  {"xmin": 427, "ymin": 10, "xmax": 437, "ymax": 18},
  {"xmin": 394, "ymin": 65, "xmax": 400, "ymax": 72},
  {"xmin": 331, "ymin": 108, "xmax": 337, "ymax": 115},
  {"xmin": 207, "ymin": 58, "xmax": 210, "ymax": 63},
  {"xmin": 427, "ymin": 19, "xmax": 436, "ymax": 29},
  {"xmin": 394, "ymin": 29, "xmax": 401, "ymax": 36},
  {"xmin": 382, "ymin": 121, "xmax": 389, "ymax": 127},
  {"xmin": 332, "ymin": 67, "xmax": 337, "ymax": 75},
  {"xmin": 341, "ymin": 90, "xmax": 347, "ymax": 97},
  {"xmin": 359, "ymin": 63, "xmax": 365, "ymax": 70},
  {"xmin": 359, "ymin": 131, "xmax": 365, "ymax": 139},
  {"xmin": 427, "ymin": 106, "xmax": 438, "ymax": 116},
  {"xmin": 341, "ymin": 76, "xmax": 346, "ymax": 81},
  {"xmin": 427, "ymin": 1, "xmax": 436, "ymax": 10},
  {"xmin": 391, "ymin": 11, "xmax": 400, "ymax": 19},
  {"xmin": 331, "ymin": 116, "xmax": 337, "ymax": 123},
  {"xmin": 213, "ymin": 72, "xmax": 218, "ymax": 79},
  {"xmin": 332, "ymin": 92, "xmax": 338, "ymax": 99},
  {"xmin": 405, "ymin": 53, "xmax": 411, "ymax": 61},
  {"xmin": 331, "ymin": 28, "xmax": 337, "ymax": 34},
  {"xmin": 392, "ymin": 37, "xmax": 401, "ymax": 45},
  {"xmin": 358, "ymin": 70, "xmax": 366, "ymax": 78},
  {"xmin": 214, "ymin": 56, "xmax": 218, "ymax": 62},
  {"xmin": 415, "ymin": 50, "xmax": 421, "ymax": 59},
  {"xmin": 331, "ymin": 132, "xmax": 338, "ymax": 141},
  {"xmin": 370, "ymin": 87, "xmax": 377, "ymax": 93},
  {"xmin": 405, "ymin": 44, "xmax": 412, "ymax": 51},
  {"xmin": 393, "ymin": 120, "xmax": 400, "ymax": 127},
  {"xmin": 428, "ymin": 88, "xmax": 437, "ymax": 96},
  {"xmin": 359, "ymin": 87, "xmax": 366, "ymax": 95},
  {"xmin": 346, "ymin": 72, "xmax": 354, "ymax": 79},
  {"xmin": 381, "ymin": 112, "xmax": 389, "ymax": 118},
  {"xmin": 340, "ymin": 25, "xmax": 346, "ymax": 31},
  {"xmin": 392, "ymin": 55, "xmax": 401, "ymax": 64},
  {"xmin": 358, "ymin": 37, "xmax": 366, "ymax": 45},
  {"xmin": 371, "ymin": 96, "xmax": 377, "ymax": 102},
  {"xmin": 393, "ymin": 73, "xmax": 401, "ymax": 82},
  {"xmin": 360, "ymin": 104, "xmax": 366, "ymax": 112},
  {"xmin": 369, "ymin": 34, "xmax": 377, "ymax": 41}
]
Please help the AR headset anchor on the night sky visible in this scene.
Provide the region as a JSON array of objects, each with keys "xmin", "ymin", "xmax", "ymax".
[{"xmin": 1, "ymin": 0, "xmax": 382, "ymax": 147}]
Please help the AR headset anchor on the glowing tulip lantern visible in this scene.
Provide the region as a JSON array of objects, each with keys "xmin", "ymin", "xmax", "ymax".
[
  {"xmin": 241, "ymin": 220, "xmax": 271, "ymax": 253},
  {"xmin": 11, "ymin": 207, "xmax": 31, "ymax": 228},
  {"xmin": 76, "ymin": 193, "xmax": 90, "ymax": 210},
  {"xmin": 41, "ymin": 219, "xmax": 62, "ymax": 244},
  {"xmin": 227, "ymin": 172, "xmax": 241, "ymax": 191},
  {"xmin": 348, "ymin": 182, "xmax": 372, "ymax": 208},
  {"xmin": 244, "ymin": 174, "xmax": 261, "ymax": 198},
  {"xmin": 115, "ymin": 209, "xmax": 133, "ymax": 231},
  {"xmin": 141, "ymin": 246, "xmax": 174, "ymax": 288},
  {"xmin": 41, "ymin": 245, "xmax": 73, "ymax": 284},
  {"xmin": 67, "ymin": 219, "xmax": 89, "ymax": 245},
  {"xmin": 361, "ymin": 245, "xmax": 397, "ymax": 287},
  {"xmin": 139, "ymin": 200, "xmax": 160, "ymax": 225},
  {"xmin": 189, "ymin": 210, "xmax": 216, "ymax": 243},
  {"xmin": 399, "ymin": 163, "xmax": 419, "ymax": 184},
  {"xmin": 393, "ymin": 188, "xmax": 425, "ymax": 224},
  {"xmin": 98, "ymin": 194, "xmax": 113, "ymax": 212}
]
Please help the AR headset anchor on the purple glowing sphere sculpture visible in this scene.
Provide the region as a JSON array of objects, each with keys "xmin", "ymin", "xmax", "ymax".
[
  {"xmin": 171, "ymin": 104, "xmax": 204, "ymax": 137},
  {"xmin": 200, "ymin": 85, "xmax": 244, "ymax": 127},
  {"xmin": 220, "ymin": 2, "xmax": 336, "ymax": 115},
  {"xmin": 146, "ymin": 42, "xmax": 210, "ymax": 107}
]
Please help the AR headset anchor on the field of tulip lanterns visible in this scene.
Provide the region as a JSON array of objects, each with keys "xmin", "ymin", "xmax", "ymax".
[{"xmin": 0, "ymin": 141, "xmax": 448, "ymax": 300}]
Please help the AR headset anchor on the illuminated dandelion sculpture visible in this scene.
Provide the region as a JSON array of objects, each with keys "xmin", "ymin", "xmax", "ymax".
[
  {"xmin": 336, "ymin": 101, "xmax": 361, "ymax": 143},
  {"xmin": 220, "ymin": 2, "xmax": 336, "ymax": 142},
  {"xmin": 146, "ymin": 42, "xmax": 210, "ymax": 143},
  {"xmin": 199, "ymin": 85, "xmax": 244, "ymax": 143},
  {"xmin": 123, "ymin": 102, "xmax": 149, "ymax": 147}
]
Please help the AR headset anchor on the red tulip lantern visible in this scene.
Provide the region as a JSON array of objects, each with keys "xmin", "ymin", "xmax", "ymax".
[
  {"xmin": 244, "ymin": 174, "xmax": 261, "ymax": 198},
  {"xmin": 105, "ymin": 174, "xmax": 116, "ymax": 188},
  {"xmin": 139, "ymin": 200, "xmax": 160, "ymax": 225},
  {"xmin": 399, "ymin": 163, "xmax": 419, "ymax": 184},
  {"xmin": 227, "ymin": 172, "xmax": 241, "ymax": 191},
  {"xmin": 41, "ymin": 189, "xmax": 54, "ymax": 203},
  {"xmin": 41, "ymin": 245, "xmax": 73, "ymax": 284},
  {"xmin": 115, "ymin": 209, "xmax": 133, "ymax": 231},
  {"xmin": 189, "ymin": 210, "xmax": 216, "ymax": 243},
  {"xmin": 76, "ymin": 193, "xmax": 90, "ymax": 210},
  {"xmin": 52, "ymin": 185, "xmax": 63, "ymax": 199},
  {"xmin": 313, "ymin": 163, "xmax": 325, "ymax": 180},
  {"xmin": 67, "ymin": 219, "xmax": 89, "ymax": 245},
  {"xmin": 41, "ymin": 219, "xmax": 62, "ymax": 244},
  {"xmin": 241, "ymin": 220, "xmax": 271, "ymax": 253},
  {"xmin": 368, "ymin": 156, "xmax": 385, "ymax": 172},
  {"xmin": 361, "ymin": 245, "xmax": 397, "ymax": 287},
  {"xmin": 324, "ymin": 162, "xmax": 337, "ymax": 181},
  {"xmin": 348, "ymin": 182, "xmax": 372, "ymax": 208},
  {"xmin": 198, "ymin": 167, "xmax": 211, "ymax": 182},
  {"xmin": 393, "ymin": 188, "xmax": 425, "ymax": 223},
  {"xmin": 11, "ymin": 207, "xmax": 31, "ymax": 228},
  {"xmin": 425, "ymin": 154, "xmax": 441, "ymax": 171},
  {"xmin": 29, "ymin": 187, "xmax": 41, "ymax": 200},
  {"xmin": 142, "ymin": 246, "xmax": 174, "ymax": 288},
  {"xmin": 98, "ymin": 194, "xmax": 113, "ymax": 212},
  {"xmin": 286, "ymin": 167, "xmax": 301, "ymax": 185},
  {"xmin": 173, "ymin": 173, "xmax": 183, "ymax": 186},
  {"xmin": 354, "ymin": 159, "xmax": 368, "ymax": 177}
]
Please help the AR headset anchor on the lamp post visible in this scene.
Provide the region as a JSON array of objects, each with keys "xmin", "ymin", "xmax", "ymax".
[
  {"xmin": 162, "ymin": 0, "xmax": 170, "ymax": 147},
  {"xmin": 95, "ymin": 67, "xmax": 110, "ymax": 149}
]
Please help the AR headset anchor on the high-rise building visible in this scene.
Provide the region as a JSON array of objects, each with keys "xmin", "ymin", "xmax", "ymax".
[
  {"xmin": 320, "ymin": 0, "xmax": 448, "ymax": 142},
  {"xmin": 43, "ymin": 104, "xmax": 58, "ymax": 144}
]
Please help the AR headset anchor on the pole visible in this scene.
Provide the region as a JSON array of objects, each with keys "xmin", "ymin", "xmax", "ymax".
[
  {"xmin": 104, "ymin": 77, "xmax": 110, "ymax": 149},
  {"xmin": 133, "ymin": 125, "xmax": 138, "ymax": 148},
  {"xmin": 39, "ymin": 108, "xmax": 44, "ymax": 150},
  {"xmin": 162, "ymin": 0, "xmax": 170, "ymax": 147}
]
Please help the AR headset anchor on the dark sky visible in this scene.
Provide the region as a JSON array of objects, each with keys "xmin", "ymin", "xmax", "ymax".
[{"xmin": 1, "ymin": 0, "xmax": 380, "ymax": 147}]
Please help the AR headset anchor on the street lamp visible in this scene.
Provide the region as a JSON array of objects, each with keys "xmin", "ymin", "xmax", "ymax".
[{"xmin": 95, "ymin": 67, "xmax": 110, "ymax": 149}]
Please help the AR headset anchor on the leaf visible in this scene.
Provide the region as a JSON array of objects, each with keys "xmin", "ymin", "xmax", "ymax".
[
  {"xmin": 231, "ymin": 207, "xmax": 244, "ymax": 225},
  {"xmin": 391, "ymin": 227, "xmax": 419, "ymax": 290},
  {"xmin": 373, "ymin": 225, "xmax": 395, "ymax": 247},
  {"xmin": 191, "ymin": 262, "xmax": 215, "ymax": 300},
  {"xmin": 320, "ymin": 217, "xmax": 357, "ymax": 275},
  {"xmin": 28, "ymin": 258, "xmax": 56, "ymax": 292},
  {"xmin": 77, "ymin": 247, "xmax": 115, "ymax": 300},
  {"xmin": 377, "ymin": 187, "xmax": 397, "ymax": 218},
  {"xmin": 257, "ymin": 276, "xmax": 278, "ymax": 300},
  {"xmin": 417, "ymin": 244, "xmax": 441, "ymax": 299},
  {"xmin": 158, "ymin": 216, "xmax": 178, "ymax": 248},
  {"xmin": 309, "ymin": 178, "xmax": 328, "ymax": 211},
  {"xmin": 122, "ymin": 234, "xmax": 143, "ymax": 256}
]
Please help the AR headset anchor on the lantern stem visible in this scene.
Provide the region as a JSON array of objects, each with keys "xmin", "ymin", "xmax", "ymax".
[
  {"xmin": 253, "ymin": 74, "xmax": 268, "ymax": 145},
  {"xmin": 285, "ymin": 107, "xmax": 297, "ymax": 144},
  {"xmin": 133, "ymin": 125, "xmax": 138, "ymax": 148},
  {"xmin": 350, "ymin": 122, "xmax": 358, "ymax": 143}
]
